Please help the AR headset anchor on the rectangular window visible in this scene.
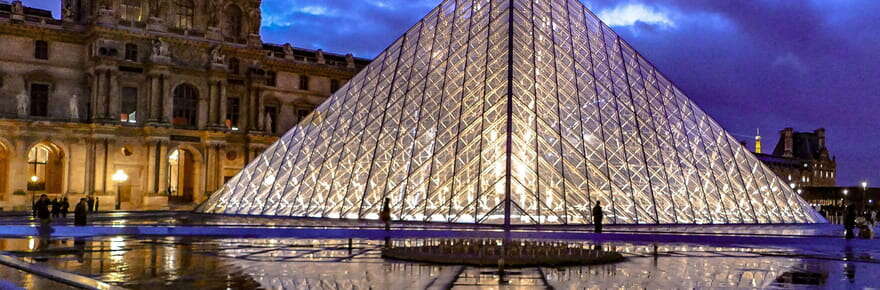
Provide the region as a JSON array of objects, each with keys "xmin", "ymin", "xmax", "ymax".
[
  {"xmin": 299, "ymin": 75, "xmax": 309, "ymax": 91},
  {"xmin": 226, "ymin": 97, "xmax": 240, "ymax": 129},
  {"xmin": 34, "ymin": 40, "xmax": 49, "ymax": 60},
  {"xmin": 121, "ymin": 87, "xmax": 138, "ymax": 123},
  {"xmin": 297, "ymin": 109, "xmax": 309, "ymax": 124},
  {"xmin": 330, "ymin": 79, "xmax": 340, "ymax": 93},
  {"xmin": 30, "ymin": 84, "xmax": 49, "ymax": 117},
  {"xmin": 124, "ymin": 44, "xmax": 138, "ymax": 61},
  {"xmin": 266, "ymin": 71, "xmax": 276, "ymax": 87}
]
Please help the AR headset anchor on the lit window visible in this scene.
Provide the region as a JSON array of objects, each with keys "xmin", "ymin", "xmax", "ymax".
[
  {"xmin": 172, "ymin": 84, "xmax": 198, "ymax": 127},
  {"xmin": 120, "ymin": 0, "xmax": 143, "ymax": 22},
  {"xmin": 121, "ymin": 87, "xmax": 138, "ymax": 123},
  {"xmin": 174, "ymin": 0, "xmax": 194, "ymax": 30}
]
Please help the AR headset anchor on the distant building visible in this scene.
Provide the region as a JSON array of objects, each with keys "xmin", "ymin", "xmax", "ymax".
[{"xmin": 753, "ymin": 128, "xmax": 836, "ymax": 188}]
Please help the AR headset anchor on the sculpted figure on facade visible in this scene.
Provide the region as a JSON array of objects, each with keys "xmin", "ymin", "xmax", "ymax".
[
  {"xmin": 152, "ymin": 39, "xmax": 171, "ymax": 58},
  {"xmin": 264, "ymin": 112, "xmax": 272, "ymax": 133},
  {"xmin": 249, "ymin": 10, "xmax": 261, "ymax": 34},
  {"xmin": 16, "ymin": 91, "xmax": 28, "ymax": 117},
  {"xmin": 316, "ymin": 49, "xmax": 325, "ymax": 64},
  {"xmin": 206, "ymin": 0, "xmax": 219, "ymax": 27},
  {"xmin": 62, "ymin": 0, "xmax": 76, "ymax": 20},
  {"xmin": 69, "ymin": 93, "xmax": 80, "ymax": 120},
  {"xmin": 11, "ymin": 0, "xmax": 23, "ymax": 15},
  {"xmin": 283, "ymin": 43, "xmax": 294, "ymax": 59},
  {"xmin": 210, "ymin": 46, "xmax": 225, "ymax": 65}
]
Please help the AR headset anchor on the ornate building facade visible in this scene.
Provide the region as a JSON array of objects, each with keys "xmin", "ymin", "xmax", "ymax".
[
  {"xmin": 0, "ymin": 0, "xmax": 369, "ymax": 210},
  {"xmin": 753, "ymin": 128, "xmax": 837, "ymax": 188}
]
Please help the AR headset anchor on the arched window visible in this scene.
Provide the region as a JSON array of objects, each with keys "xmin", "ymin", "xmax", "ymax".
[
  {"xmin": 224, "ymin": 5, "xmax": 243, "ymax": 39},
  {"xmin": 120, "ymin": 0, "xmax": 143, "ymax": 23},
  {"xmin": 174, "ymin": 0, "xmax": 194, "ymax": 30},
  {"xmin": 172, "ymin": 84, "xmax": 198, "ymax": 127}
]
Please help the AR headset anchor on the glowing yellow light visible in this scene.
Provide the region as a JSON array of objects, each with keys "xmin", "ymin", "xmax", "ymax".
[
  {"xmin": 111, "ymin": 169, "xmax": 129, "ymax": 182},
  {"xmin": 30, "ymin": 176, "xmax": 38, "ymax": 182}
]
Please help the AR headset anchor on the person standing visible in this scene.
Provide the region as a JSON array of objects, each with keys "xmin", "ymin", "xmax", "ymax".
[
  {"xmin": 844, "ymin": 205, "xmax": 856, "ymax": 239},
  {"xmin": 87, "ymin": 196, "xmax": 94, "ymax": 213},
  {"xmin": 94, "ymin": 197, "xmax": 99, "ymax": 212},
  {"xmin": 380, "ymin": 198, "xmax": 392, "ymax": 231},
  {"xmin": 74, "ymin": 198, "xmax": 88, "ymax": 226},
  {"xmin": 50, "ymin": 198, "xmax": 60, "ymax": 218},
  {"xmin": 34, "ymin": 194, "xmax": 52, "ymax": 224},
  {"xmin": 60, "ymin": 197, "xmax": 70, "ymax": 218},
  {"xmin": 592, "ymin": 201, "xmax": 604, "ymax": 233}
]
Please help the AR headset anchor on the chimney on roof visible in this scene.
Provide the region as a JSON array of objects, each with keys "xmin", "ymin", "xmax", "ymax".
[
  {"xmin": 815, "ymin": 128, "xmax": 826, "ymax": 149},
  {"xmin": 781, "ymin": 127, "xmax": 794, "ymax": 158},
  {"xmin": 755, "ymin": 128, "xmax": 762, "ymax": 154}
]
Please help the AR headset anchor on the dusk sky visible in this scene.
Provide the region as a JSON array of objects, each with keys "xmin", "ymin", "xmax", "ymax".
[{"xmin": 27, "ymin": 0, "xmax": 879, "ymax": 186}]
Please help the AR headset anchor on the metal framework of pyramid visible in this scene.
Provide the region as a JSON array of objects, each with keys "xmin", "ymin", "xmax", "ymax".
[{"xmin": 199, "ymin": 0, "xmax": 825, "ymax": 225}]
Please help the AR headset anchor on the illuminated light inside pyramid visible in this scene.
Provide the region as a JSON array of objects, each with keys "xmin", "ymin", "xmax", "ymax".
[{"xmin": 198, "ymin": 0, "xmax": 825, "ymax": 225}]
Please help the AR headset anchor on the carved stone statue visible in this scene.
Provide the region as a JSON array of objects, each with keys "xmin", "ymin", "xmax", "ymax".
[
  {"xmin": 346, "ymin": 53, "xmax": 355, "ymax": 69},
  {"xmin": 250, "ymin": 10, "xmax": 261, "ymax": 33},
  {"xmin": 283, "ymin": 43, "xmax": 294, "ymax": 59},
  {"xmin": 69, "ymin": 94, "xmax": 79, "ymax": 120},
  {"xmin": 62, "ymin": 0, "xmax": 76, "ymax": 20},
  {"xmin": 11, "ymin": 0, "xmax": 23, "ymax": 15},
  {"xmin": 206, "ymin": 0, "xmax": 219, "ymax": 27},
  {"xmin": 316, "ymin": 49, "xmax": 325, "ymax": 64},
  {"xmin": 16, "ymin": 91, "xmax": 28, "ymax": 117},
  {"xmin": 264, "ymin": 112, "xmax": 273, "ymax": 133},
  {"xmin": 210, "ymin": 46, "xmax": 225, "ymax": 64},
  {"xmin": 152, "ymin": 39, "xmax": 171, "ymax": 58}
]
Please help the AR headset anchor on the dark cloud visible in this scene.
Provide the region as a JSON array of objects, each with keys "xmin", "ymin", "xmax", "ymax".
[{"xmin": 25, "ymin": 0, "xmax": 879, "ymax": 185}]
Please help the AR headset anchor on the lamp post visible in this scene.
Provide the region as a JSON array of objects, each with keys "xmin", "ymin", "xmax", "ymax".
[
  {"xmin": 862, "ymin": 181, "xmax": 869, "ymax": 213},
  {"xmin": 29, "ymin": 175, "xmax": 38, "ymax": 215},
  {"xmin": 111, "ymin": 170, "xmax": 128, "ymax": 210}
]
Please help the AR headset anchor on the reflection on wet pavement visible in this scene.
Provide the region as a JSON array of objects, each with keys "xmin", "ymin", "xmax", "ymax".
[
  {"xmin": 2, "ymin": 235, "xmax": 879, "ymax": 289},
  {"xmin": 0, "ymin": 263, "xmax": 79, "ymax": 290}
]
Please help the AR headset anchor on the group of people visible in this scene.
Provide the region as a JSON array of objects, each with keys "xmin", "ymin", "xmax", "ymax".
[{"xmin": 32, "ymin": 194, "xmax": 99, "ymax": 226}]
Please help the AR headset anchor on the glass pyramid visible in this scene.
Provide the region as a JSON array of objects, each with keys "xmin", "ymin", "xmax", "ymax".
[{"xmin": 199, "ymin": 0, "xmax": 825, "ymax": 225}]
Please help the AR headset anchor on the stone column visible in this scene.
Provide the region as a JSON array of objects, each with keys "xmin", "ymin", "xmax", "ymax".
[
  {"xmin": 156, "ymin": 140, "xmax": 170, "ymax": 195},
  {"xmin": 162, "ymin": 75, "xmax": 173, "ymax": 123},
  {"xmin": 197, "ymin": 93, "xmax": 208, "ymax": 129},
  {"xmin": 207, "ymin": 81, "xmax": 218, "ymax": 126},
  {"xmin": 109, "ymin": 70, "xmax": 120, "ymax": 121},
  {"xmin": 148, "ymin": 73, "xmax": 161, "ymax": 121},
  {"xmin": 219, "ymin": 82, "xmax": 228, "ymax": 129}
]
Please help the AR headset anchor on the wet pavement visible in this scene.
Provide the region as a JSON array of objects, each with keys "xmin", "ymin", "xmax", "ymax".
[
  {"xmin": 0, "ymin": 212, "xmax": 878, "ymax": 289},
  {"xmin": 1, "ymin": 235, "xmax": 879, "ymax": 289}
]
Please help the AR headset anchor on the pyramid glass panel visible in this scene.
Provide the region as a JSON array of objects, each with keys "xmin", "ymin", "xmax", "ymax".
[{"xmin": 198, "ymin": 0, "xmax": 825, "ymax": 225}]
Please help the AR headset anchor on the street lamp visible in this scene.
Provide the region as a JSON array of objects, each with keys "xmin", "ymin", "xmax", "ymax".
[
  {"xmin": 29, "ymin": 175, "xmax": 38, "ymax": 215},
  {"xmin": 111, "ymin": 170, "xmax": 128, "ymax": 210},
  {"xmin": 862, "ymin": 181, "xmax": 869, "ymax": 212}
]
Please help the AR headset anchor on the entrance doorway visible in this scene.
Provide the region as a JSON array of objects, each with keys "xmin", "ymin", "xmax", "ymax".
[
  {"xmin": 27, "ymin": 142, "xmax": 64, "ymax": 195},
  {"xmin": 168, "ymin": 148, "xmax": 196, "ymax": 202}
]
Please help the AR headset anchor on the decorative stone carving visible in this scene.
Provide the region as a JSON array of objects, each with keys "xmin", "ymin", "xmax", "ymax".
[
  {"xmin": 150, "ymin": 39, "xmax": 172, "ymax": 63},
  {"xmin": 210, "ymin": 46, "xmax": 225, "ymax": 65},
  {"xmin": 16, "ymin": 91, "xmax": 28, "ymax": 117},
  {"xmin": 316, "ymin": 49, "xmax": 325, "ymax": 64},
  {"xmin": 264, "ymin": 112, "xmax": 272, "ymax": 134},
  {"xmin": 206, "ymin": 0, "xmax": 219, "ymax": 27},
  {"xmin": 11, "ymin": 0, "xmax": 23, "ymax": 15},
  {"xmin": 69, "ymin": 93, "xmax": 80, "ymax": 120},
  {"xmin": 62, "ymin": 0, "xmax": 76, "ymax": 21}
]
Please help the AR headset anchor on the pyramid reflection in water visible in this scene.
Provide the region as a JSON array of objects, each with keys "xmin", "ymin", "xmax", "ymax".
[{"xmin": 199, "ymin": 0, "xmax": 825, "ymax": 225}]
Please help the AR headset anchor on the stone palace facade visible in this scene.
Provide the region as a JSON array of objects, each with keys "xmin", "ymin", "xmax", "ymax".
[{"xmin": 0, "ymin": 0, "xmax": 368, "ymax": 210}]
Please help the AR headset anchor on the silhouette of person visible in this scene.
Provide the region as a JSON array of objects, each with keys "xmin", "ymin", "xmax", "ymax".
[
  {"xmin": 34, "ymin": 194, "xmax": 52, "ymax": 224},
  {"xmin": 844, "ymin": 205, "xmax": 856, "ymax": 239},
  {"xmin": 74, "ymin": 198, "xmax": 89, "ymax": 226},
  {"xmin": 592, "ymin": 201, "xmax": 604, "ymax": 233},
  {"xmin": 380, "ymin": 198, "xmax": 391, "ymax": 231},
  {"xmin": 60, "ymin": 197, "xmax": 70, "ymax": 218},
  {"xmin": 87, "ymin": 196, "xmax": 94, "ymax": 213}
]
